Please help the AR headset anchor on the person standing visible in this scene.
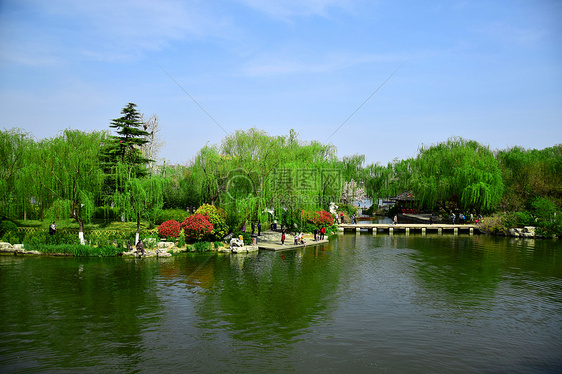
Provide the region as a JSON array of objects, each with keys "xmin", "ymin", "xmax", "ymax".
[
  {"xmin": 320, "ymin": 226, "xmax": 326, "ymax": 240},
  {"xmin": 340, "ymin": 212, "xmax": 344, "ymax": 224},
  {"xmin": 393, "ymin": 215, "xmax": 397, "ymax": 225},
  {"xmin": 352, "ymin": 213, "xmax": 356, "ymax": 224},
  {"xmin": 251, "ymin": 222, "xmax": 255, "ymax": 234},
  {"xmin": 257, "ymin": 222, "xmax": 261, "ymax": 236},
  {"xmin": 281, "ymin": 229, "xmax": 285, "ymax": 245},
  {"xmin": 49, "ymin": 221, "xmax": 57, "ymax": 235}
]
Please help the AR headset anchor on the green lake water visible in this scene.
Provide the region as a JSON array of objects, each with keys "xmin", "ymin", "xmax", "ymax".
[{"xmin": 1, "ymin": 234, "xmax": 561, "ymax": 373}]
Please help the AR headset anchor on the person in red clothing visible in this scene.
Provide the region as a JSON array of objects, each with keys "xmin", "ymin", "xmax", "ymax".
[
  {"xmin": 320, "ymin": 226, "xmax": 326, "ymax": 240},
  {"xmin": 281, "ymin": 229, "xmax": 285, "ymax": 245},
  {"xmin": 340, "ymin": 212, "xmax": 344, "ymax": 224}
]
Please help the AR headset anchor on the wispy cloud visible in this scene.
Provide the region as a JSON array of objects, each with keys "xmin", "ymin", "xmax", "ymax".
[
  {"xmin": 0, "ymin": 0, "xmax": 234, "ymax": 64},
  {"xmin": 476, "ymin": 21, "xmax": 546, "ymax": 46},
  {"xmin": 236, "ymin": 0, "xmax": 356, "ymax": 18},
  {"xmin": 242, "ymin": 50, "xmax": 404, "ymax": 77}
]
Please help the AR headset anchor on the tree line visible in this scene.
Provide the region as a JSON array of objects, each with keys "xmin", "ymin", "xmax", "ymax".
[{"xmin": 1, "ymin": 103, "xmax": 561, "ymax": 241}]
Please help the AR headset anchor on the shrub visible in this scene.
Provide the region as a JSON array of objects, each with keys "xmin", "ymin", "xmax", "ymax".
[
  {"xmin": 195, "ymin": 204, "xmax": 228, "ymax": 240},
  {"xmin": 23, "ymin": 230, "xmax": 79, "ymax": 246},
  {"xmin": 0, "ymin": 219, "xmax": 17, "ymax": 237},
  {"xmin": 156, "ymin": 209, "xmax": 190, "ymax": 225},
  {"xmin": 177, "ymin": 229, "xmax": 186, "ymax": 248},
  {"xmin": 93, "ymin": 206, "xmax": 120, "ymax": 220},
  {"xmin": 181, "ymin": 214, "xmax": 213, "ymax": 242},
  {"xmin": 193, "ymin": 241, "xmax": 212, "ymax": 252},
  {"xmin": 301, "ymin": 209, "xmax": 334, "ymax": 229},
  {"xmin": 24, "ymin": 243, "xmax": 123, "ymax": 256},
  {"xmin": 158, "ymin": 220, "xmax": 181, "ymax": 238},
  {"xmin": 338, "ymin": 203, "xmax": 358, "ymax": 217}
]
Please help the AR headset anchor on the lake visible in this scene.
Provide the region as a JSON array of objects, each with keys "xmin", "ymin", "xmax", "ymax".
[{"xmin": 1, "ymin": 233, "xmax": 561, "ymax": 373}]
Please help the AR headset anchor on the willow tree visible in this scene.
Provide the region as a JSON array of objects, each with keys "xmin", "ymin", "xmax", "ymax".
[
  {"xmin": 191, "ymin": 144, "xmax": 231, "ymax": 206},
  {"xmin": 364, "ymin": 158, "xmax": 415, "ymax": 204},
  {"xmin": 411, "ymin": 137, "xmax": 503, "ymax": 212},
  {"xmin": 0, "ymin": 128, "xmax": 32, "ymax": 220},
  {"xmin": 496, "ymin": 145, "xmax": 562, "ymax": 210},
  {"xmin": 113, "ymin": 170, "xmax": 167, "ymax": 244},
  {"xmin": 24, "ymin": 129, "xmax": 106, "ymax": 243},
  {"xmin": 218, "ymin": 128, "xmax": 342, "ymax": 231}
]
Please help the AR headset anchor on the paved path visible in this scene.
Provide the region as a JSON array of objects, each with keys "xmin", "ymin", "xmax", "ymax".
[{"xmin": 255, "ymin": 230, "xmax": 330, "ymax": 251}]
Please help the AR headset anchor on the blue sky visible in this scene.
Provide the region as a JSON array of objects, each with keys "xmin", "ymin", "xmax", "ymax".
[{"xmin": 1, "ymin": 0, "xmax": 561, "ymax": 166}]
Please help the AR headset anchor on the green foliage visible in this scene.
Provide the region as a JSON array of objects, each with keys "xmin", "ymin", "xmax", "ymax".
[
  {"xmin": 195, "ymin": 204, "xmax": 228, "ymax": 240},
  {"xmin": 156, "ymin": 209, "xmax": 190, "ymax": 225},
  {"xmin": 0, "ymin": 128, "xmax": 32, "ymax": 220},
  {"xmin": 45, "ymin": 199, "xmax": 71, "ymax": 223},
  {"xmin": 0, "ymin": 219, "xmax": 17, "ymax": 237},
  {"xmin": 23, "ymin": 230, "xmax": 81, "ymax": 246},
  {"xmin": 193, "ymin": 241, "xmax": 212, "ymax": 252},
  {"xmin": 24, "ymin": 243, "xmax": 123, "ymax": 256},
  {"xmin": 93, "ymin": 205, "xmax": 120, "ymax": 220},
  {"xmin": 101, "ymin": 103, "xmax": 152, "ymax": 183},
  {"xmin": 177, "ymin": 229, "xmax": 186, "ymax": 248},
  {"xmin": 496, "ymin": 145, "xmax": 562, "ymax": 211},
  {"xmin": 411, "ymin": 138, "xmax": 503, "ymax": 212},
  {"xmin": 337, "ymin": 204, "xmax": 357, "ymax": 217},
  {"xmin": 23, "ymin": 129, "xmax": 106, "ymax": 241}
]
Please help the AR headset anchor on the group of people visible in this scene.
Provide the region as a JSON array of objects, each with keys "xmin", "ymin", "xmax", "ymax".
[
  {"xmin": 251, "ymin": 221, "xmax": 262, "ymax": 236},
  {"xmin": 451, "ymin": 212, "xmax": 483, "ymax": 224},
  {"xmin": 339, "ymin": 212, "xmax": 357, "ymax": 224},
  {"xmin": 280, "ymin": 226, "xmax": 326, "ymax": 245}
]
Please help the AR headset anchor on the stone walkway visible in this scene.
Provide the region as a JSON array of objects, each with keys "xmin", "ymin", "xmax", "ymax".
[{"xmin": 254, "ymin": 230, "xmax": 330, "ymax": 251}]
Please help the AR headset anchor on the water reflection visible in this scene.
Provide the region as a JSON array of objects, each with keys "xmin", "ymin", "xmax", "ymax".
[{"xmin": 1, "ymin": 235, "xmax": 561, "ymax": 373}]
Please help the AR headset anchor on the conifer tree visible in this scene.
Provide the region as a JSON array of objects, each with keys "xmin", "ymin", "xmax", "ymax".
[{"xmin": 101, "ymin": 103, "xmax": 152, "ymax": 193}]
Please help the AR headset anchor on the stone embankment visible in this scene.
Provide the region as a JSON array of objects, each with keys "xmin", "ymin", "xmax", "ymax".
[
  {"xmin": 508, "ymin": 226, "xmax": 536, "ymax": 238},
  {"xmin": 122, "ymin": 239, "xmax": 173, "ymax": 258},
  {"xmin": 0, "ymin": 242, "xmax": 40, "ymax": 255}
]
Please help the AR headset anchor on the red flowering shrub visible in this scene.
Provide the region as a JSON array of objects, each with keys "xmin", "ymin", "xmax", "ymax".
[
  {"xmin": 181, "ymin": 214, "xmax": 214, "ymax": 242},
  {"xmin": 301, "ymin": 209, "xmax": 335, "ymax": 227},
  {"xmin": 158, "ymin": 219, "xmax": 181, "ymax": 238},
  {"xmin": 194, "ymin": 204, "xmax": 228, "ymax": 240}
]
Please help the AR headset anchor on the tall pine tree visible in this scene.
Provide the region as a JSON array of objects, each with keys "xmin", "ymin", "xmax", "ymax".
[{"xmin": 101, "ymin": 103, "xmax": 152, "ymax": 192}]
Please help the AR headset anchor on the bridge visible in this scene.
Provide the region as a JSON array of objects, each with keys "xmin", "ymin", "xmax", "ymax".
[{"xmin": 338, "ymin": 223, "xmax": 480, "ymax": 235}]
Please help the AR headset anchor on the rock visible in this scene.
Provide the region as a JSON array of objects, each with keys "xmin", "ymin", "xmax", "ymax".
[
  {"xmin": 0, "ymin": 242, "xmax": 14, "ymax": 251},
  {"xmin": 509, "ymin": 228, "xmax": 521, "ymax": 237},
  {"xmin": 524, "ymin": 226, "xmax": 536, "ymax": 236},
  {"xmin": 145, "ymin": 238, "xmax": 158, "ymax": 245},
  {"xmin": 157, "ymin": 252, "xmax": 172, "ymax": 258},
  {"xmin": 13, "ymin": 244, "xmax": 25, "ymax": 250},
  {"xmin": 157, "ymin": 241, "xmax": 175, "ymax": 249},
  {"xmin": 231, "ymin": 245, "xmax": 258, "ymax": 253}
]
